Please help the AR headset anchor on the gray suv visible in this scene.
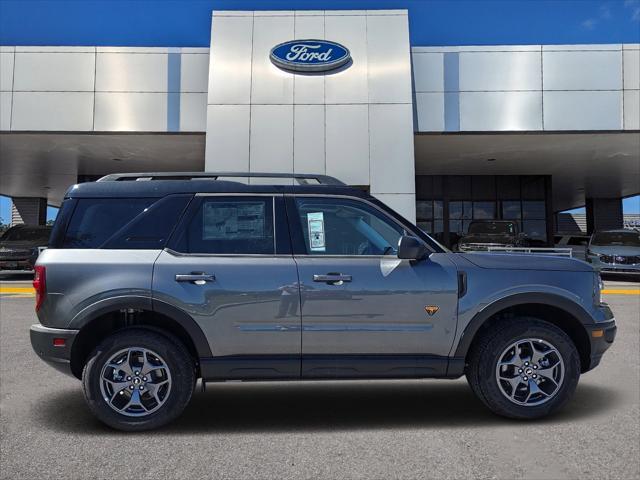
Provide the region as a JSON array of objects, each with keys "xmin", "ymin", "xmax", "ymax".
[{"xmin": 30, "ymin": 173, "xmax": 616, "ymax": 431}]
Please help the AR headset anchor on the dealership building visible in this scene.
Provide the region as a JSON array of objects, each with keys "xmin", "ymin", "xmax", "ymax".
[{"xmin": 1, "ymin": 9, "xmax": 638, "ymax": 247}]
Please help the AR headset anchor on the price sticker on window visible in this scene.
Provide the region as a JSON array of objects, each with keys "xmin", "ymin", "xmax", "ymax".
[{"xmin": 307, "ymin": 212, "xmax": 326, "ymax": 252}]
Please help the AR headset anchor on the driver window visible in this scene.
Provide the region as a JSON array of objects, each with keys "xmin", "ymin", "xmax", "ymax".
[{"xmin": 295, "ymin": 197, "xmax": 405, "ymax": 256}]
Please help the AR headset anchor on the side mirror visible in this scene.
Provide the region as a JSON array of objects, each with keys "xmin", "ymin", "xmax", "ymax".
[{"xmin": 397, "ymin": 235, "xmax": 429, "ymax": 260}]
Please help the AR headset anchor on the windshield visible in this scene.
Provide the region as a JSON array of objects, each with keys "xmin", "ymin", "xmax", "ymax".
[
  {"xmin": 467, "ymin": 221, "xmax": 516, "ymax": 235},
  {"xmin": 591, "ymin": 231, "xmax": 640, "ymax": 247},
  {"xmin": 0, "ymin": 227, "xmax": 51, "ymax": 242}
]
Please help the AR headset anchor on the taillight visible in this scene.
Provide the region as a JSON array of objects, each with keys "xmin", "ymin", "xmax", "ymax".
[{"xmin": 33, "ymin": 265, "xmax": 46, "ymax": 312}]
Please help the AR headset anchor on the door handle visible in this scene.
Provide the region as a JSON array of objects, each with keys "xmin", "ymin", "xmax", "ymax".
[
  {"xmin": 175, "ymin": 273, "xmax": 215, "ymax": 284},
  {"xmin": 313, "ymin": 273, "xmax": 352, "ymax": 285}
]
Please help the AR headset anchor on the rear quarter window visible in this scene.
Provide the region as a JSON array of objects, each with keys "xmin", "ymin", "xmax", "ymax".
[
  {"xmin": 63, "ymin": 198, "xmax": 154, "ymax": 248},
  {"xmin": 61, "ymin": 196, "xmax": 191, "ymax": 249}
]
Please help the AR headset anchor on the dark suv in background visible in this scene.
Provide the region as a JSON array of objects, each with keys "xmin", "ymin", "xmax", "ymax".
[
  {"xmin": 456, "ymin": 220, "xmax": 529, "ymax": 252},
  {"xmin": 0, "ymin": 225, "xmax": 51, "ymax": 272}
]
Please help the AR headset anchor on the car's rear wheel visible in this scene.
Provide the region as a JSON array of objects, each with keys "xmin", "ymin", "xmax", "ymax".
[
  {"xmin": 82, "ymin": 328, "xmax": 195, "ymax": 431},
  {"xmin": 466, "ymin": 317, "xmax": 580, "ymax": 419}
]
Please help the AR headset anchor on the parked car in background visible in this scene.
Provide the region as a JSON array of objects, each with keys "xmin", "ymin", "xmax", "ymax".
[
  {"xmin": 554, "ymin": 234, "xmax": 591, "ymax": 261},
  {"xmin": 456, "ymin": 220, "xmax": 528, "ymax": 252},
  {"xmin": 586, "ymin": 229, "xmax": 640, "ymax": 275},
  {"xmin": 0, "ymin": 225, "xmax": 51, "ymax": 271}
]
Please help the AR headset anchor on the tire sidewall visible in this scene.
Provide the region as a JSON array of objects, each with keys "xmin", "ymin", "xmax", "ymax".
[
  {"xmin": 82, "ymin": 328, "xmax": 194, "ymax": 431},
  {"xmin": 478, "ymin": 319, "xmax": 581, "ymax": 419}
]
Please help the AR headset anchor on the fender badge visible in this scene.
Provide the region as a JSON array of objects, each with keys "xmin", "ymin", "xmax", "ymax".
[{"xmin": 424, "ymin": 305, "xmax": 439, "ymax": 316}]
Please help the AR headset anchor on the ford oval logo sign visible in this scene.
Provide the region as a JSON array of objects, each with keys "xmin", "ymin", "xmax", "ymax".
[{"xmin": 270, "ymin": 39, "xmax": 351, "ymax": 73}]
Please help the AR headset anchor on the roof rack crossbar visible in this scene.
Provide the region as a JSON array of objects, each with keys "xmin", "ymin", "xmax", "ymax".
[{"xmin": 97, "ymin": 172, "xmax": 345, "ymax": 186}]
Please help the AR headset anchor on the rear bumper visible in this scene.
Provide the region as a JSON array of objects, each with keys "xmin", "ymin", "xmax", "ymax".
[
  {"xmin": 584, "ymin": 318, "xmax": 617, "ymax": 372},
  {"xmin": 30, "ymin": 324, "xmax": 78, "ymax": 378}
]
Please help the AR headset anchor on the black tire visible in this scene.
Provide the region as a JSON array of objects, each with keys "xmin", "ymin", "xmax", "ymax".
[
  {"xmin": 466, "ymin": 317, "xmax": 580, "ymax": 419},
  {"xmin": 82, "ymin": 327, "xmax": 195, "ymax": 431}
]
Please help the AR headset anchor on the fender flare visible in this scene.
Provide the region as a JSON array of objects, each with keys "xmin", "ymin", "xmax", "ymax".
[
  {"xmin": 453, "ymin": 292, "xmax": 593, "ymax": 358},
  {"xmin": 69, "ymin": 295, "xmax": 212, "ymax": 358}
]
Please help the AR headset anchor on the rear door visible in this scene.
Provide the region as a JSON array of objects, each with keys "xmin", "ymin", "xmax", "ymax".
[{"xmin": 152, "ymin": 194, "xmax": 301, "ymax": 380}]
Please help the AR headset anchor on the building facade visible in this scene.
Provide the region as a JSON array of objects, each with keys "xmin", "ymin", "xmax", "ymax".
[{"xmin": 1, "ymin": 9, "xmax": 638, "ymax": 247}]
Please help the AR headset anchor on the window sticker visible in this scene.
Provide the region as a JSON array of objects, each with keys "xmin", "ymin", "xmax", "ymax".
[
  {"xmin": 202, "ymin": 201, "xmax": 265, "ymax": 240},
  {"xmin": 307, "ymin": 212, "xmax": 326, "ymax": 252}
]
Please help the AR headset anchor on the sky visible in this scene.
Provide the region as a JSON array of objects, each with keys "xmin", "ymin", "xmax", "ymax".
[{"xmin": 0, "ymin": 0, "xmax": 639, "ymax": 47}]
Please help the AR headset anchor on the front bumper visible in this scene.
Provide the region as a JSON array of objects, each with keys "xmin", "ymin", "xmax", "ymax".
[
  {"xmin": 584, "ymin": 313, "xmax": 617, "ymax": 372},
  {"xmin": 30, "ymin": 324, "xmax": 78, "ymax": 378},
  {"xmin": 587, "ymin": 256, "xmax": 640, "ymax": 275}
]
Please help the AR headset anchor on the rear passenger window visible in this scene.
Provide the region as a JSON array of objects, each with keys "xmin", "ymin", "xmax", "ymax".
[
  {"xmin": 63, "ymin": 198, "xmax": 154, "ymax": 248},
  {"xmin": 173, "ymin": 197, "xmax": 275, "ymax": 255}
]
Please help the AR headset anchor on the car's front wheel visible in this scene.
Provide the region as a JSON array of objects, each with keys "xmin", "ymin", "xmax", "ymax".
[
  {"xmin": 82, "ymin": 328, "xmax": 195, "ymax": 431},
  {"xmin": 466, "ymin": 317, "xmax": 581, "ymax": 419}
]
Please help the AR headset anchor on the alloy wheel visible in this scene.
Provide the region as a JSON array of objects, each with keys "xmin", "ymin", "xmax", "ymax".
[{"xmin": 495, "ymin": 338, "xmax": 564, "ymax": 406}]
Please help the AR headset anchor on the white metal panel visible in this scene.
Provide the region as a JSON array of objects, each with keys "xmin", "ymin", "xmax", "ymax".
[
  {"xmin": 180, "ymin": 93, "xmax": 207, "ymax": 131},
  {"xmin": 0, "ymin": 52, "xmax": 14, "ymax": 91},
  {"xmin": 623, "ymin": 49, "xmax": 640, "ymax": 90},
  {"xmin": 293, "ymin": 14, "xmax": 325, "ymax": 104},
  {"xmin": 96, "ymin": 53, "xmax": 167, "ymax": 92},
  {"xmin": 459, "ymin": 51, "xmax": 541, "ymax": 91},
  {"xmin": 624, "ymin": 90, "xmax": 639, "ymax": 130},
  {"xmin": 12, "ymin": 92, "xmax": 93, "ymax": 131},
  {"xmin": 325, "ymin": 105, "xmax": 369, "ymax": 185},
  {"xmin": 543, "ymin": 51, "xmax": 622, "ymax": 90},
  {"xmin": 180, "ymin": 54, "xmax": 209, "ymax": 92},
  {"xmin": 294, "ymin": 105, "xmax": 325, "ymax": 174},
  {"xmin": 95, "ymin": 47, "xmax": 172, "ymax": 54},
  {"xmin": 412, "ymin": 45, "xmax": 541, "ymax": 53},
  {"xmin": 205, "ymin": 105, "xmax": 250, "ymax": 171},
  {"xmin": 94, "ymin": 92, "xmax": 166, "ymax": 131},
  {"xmin": 543, "ymin": 91, "xmax": 622, "ymax": 130},
  {"xmin": 367, "ymin": 14, "xmax": 412, "ymax": 103},
  {"xmin": 0, "ymin": 92, "xmax": 11, "ymax": 130},
  {"xmin": 16, "ymin": 46, "xmax": 95, "ymax": 53},
  {"xmin": 294, "ymin": 10, "xmax": 324, "ymax": 16},
  {"xmin": 13, "ymin": 52, "xmax": 95, "ymax": 92},
  {"xmin": 371, "ymin": 193, "xmax": 416, "ymax": 223},
  {"xmin": 325, "ymin": 15, "xmax": 368, "ymax": 104},
  {"xmin": 369, "ymin": 103, "xmax": 415, "ymax": 193},
  {"xmin": 415, "ymin": 92, "xmax": 444, "ymax": 132},
  {"xmin": 542, "ymin": 44, "xmax": 621, "ymax": 51},
  {"xmin": 249, "ymin": 105, "xmax": 293, "ymax": 174},
  {"xmin": 460, "ymin": 92, "xmax": 542, "ymax": 131},
  {"xmin": 412, "ymin": 53, "xmax": 443, "ymax": 92},
  {"xmin": 208, "ymin": 15, "xmax": 253, "ymax": 104},
  {"xmin": 251, "ymin": 15, "xmax": 294, "ymax": 104}
]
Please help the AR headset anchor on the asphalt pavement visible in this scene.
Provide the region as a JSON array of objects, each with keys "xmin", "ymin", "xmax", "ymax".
[{"xmin": 0, "ymin": 281, "xmax": 638, "ymax": 479}]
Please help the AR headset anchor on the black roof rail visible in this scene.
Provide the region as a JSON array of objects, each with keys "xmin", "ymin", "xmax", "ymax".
[{"xmin": 96, "ymin": 172, "xmax": 346, "ymax": 186}]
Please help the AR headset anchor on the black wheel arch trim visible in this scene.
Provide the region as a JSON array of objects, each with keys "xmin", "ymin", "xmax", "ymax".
[
  {"xmin": 454, "ymin": 292, "xmax": 595, "ymax": 358},
  {"xmin": 68, "ymin": 295, "xmax": 212, "ymax": 358}
]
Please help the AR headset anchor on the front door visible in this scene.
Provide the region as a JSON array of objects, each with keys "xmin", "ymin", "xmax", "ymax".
[
  {"xmin": 287, "ymin": 196, "xmax": 459, "ymax": 379},
  {"xmin": 152, "ymin": 195, "xmax": 301, "ymax": 380}
]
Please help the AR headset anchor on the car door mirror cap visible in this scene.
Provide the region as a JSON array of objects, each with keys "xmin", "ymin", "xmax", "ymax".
[{"xmin": 397, "ymin": 235, "xmax": 429, "ymax": 261}]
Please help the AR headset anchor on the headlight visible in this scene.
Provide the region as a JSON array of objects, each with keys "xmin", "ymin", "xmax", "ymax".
[
  {"xmin": 593, "ymin": 272, "xmax": 603, "ymax": 305},
  {"xmin": 587, "ymin": 249, "xmax": 601, "ymax": 258}
]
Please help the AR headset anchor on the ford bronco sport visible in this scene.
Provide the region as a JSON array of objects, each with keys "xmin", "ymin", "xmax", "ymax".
[{"xmin": 30, "ymin": 173, "xmax": 616, "ymax": 431}]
